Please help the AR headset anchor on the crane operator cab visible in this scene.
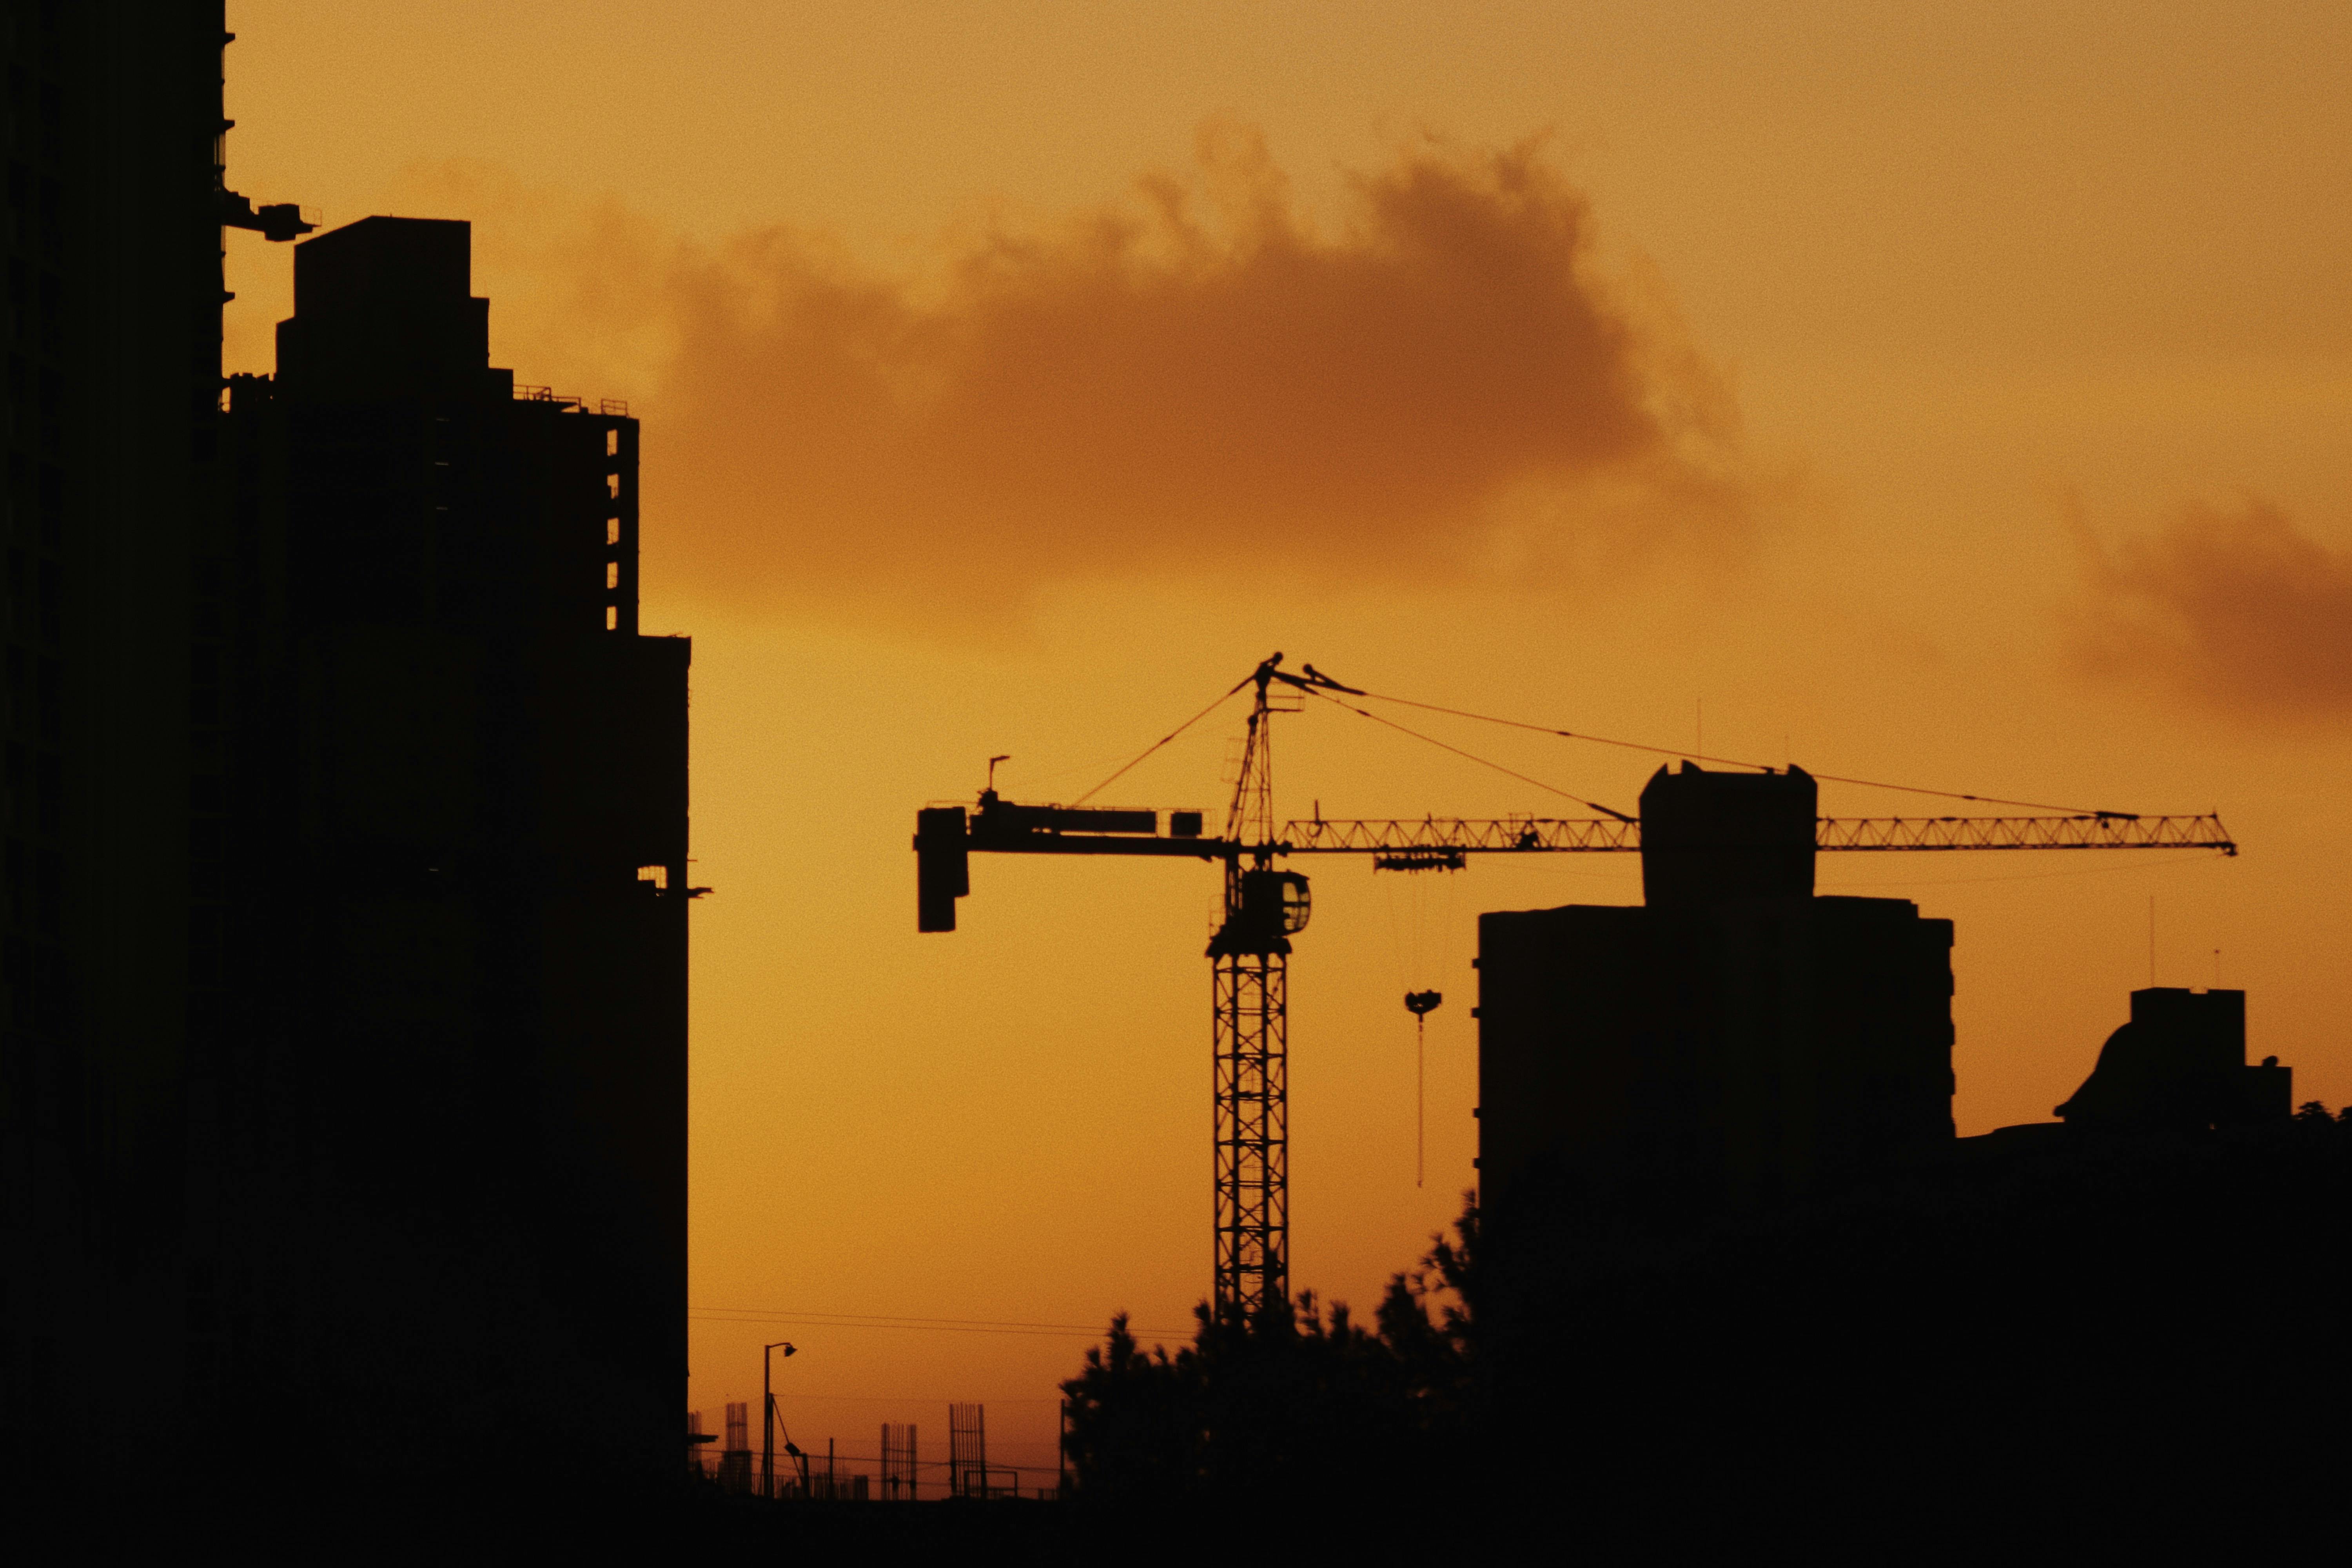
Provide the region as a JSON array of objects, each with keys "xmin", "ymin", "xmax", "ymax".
[{"xmin": 1209, "ymin": 868, "xmax": 1311, "ymax": 958}]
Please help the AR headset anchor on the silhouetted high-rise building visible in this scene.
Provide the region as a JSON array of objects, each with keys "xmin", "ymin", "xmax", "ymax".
[
  {"xmin": 2, "ymin": 7, "xmax": 688, "ymax": 1488},
  {"xmin": 212, "ymin": 214, "xmax": 688, "ymax": 1475},
  {"xmin": 1477, "ymin": 764, "xmax": 1955, "ymax": 1222},
  {"xmin": 1, "ymin": 0, "xmax": 266, "ymax": 1475}
]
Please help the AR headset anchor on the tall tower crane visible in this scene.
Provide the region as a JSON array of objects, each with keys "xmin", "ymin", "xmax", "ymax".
[{"xmin": 912, "ymin": 655, "xmax": 2236, "ymax": 1316}]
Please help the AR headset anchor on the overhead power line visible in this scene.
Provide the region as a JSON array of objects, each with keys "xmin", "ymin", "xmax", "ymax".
[{"xmin": 690, "ymin": 1307, "xmax": 1195, "ymax": 1341}]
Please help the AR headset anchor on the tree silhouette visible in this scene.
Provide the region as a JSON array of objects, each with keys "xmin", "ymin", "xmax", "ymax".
[{"xmin": 1061, "ymin": 1196, "xmax": 1479, "ymax": 1504}]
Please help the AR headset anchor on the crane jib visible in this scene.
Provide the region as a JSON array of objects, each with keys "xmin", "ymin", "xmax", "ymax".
[
  {"xmin": 1273, "ymin": 815, "xmax": 2237, "ymax": 855},
  {"xmin": 915, "ymin": 804, "xmax": 2232, "ymax": 931}
]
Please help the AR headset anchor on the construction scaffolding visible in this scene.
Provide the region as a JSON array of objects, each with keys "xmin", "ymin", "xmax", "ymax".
[
  {"xmin": 948, "ymin": 1403, "xmax": 986, "ymax": 1499},
  {"xmin": 719, "ymin": 1401, "xmax": 751, "ymax": 1494},
  {"xmin": 880, "ymin": 1423, "xmax": 919, "ymax": 1500}
]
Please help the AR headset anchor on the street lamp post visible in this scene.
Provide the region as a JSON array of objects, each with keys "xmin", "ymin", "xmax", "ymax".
[{"xmin": 762, "ymin": 1341, "xmax": 797, "ymax": 1497}]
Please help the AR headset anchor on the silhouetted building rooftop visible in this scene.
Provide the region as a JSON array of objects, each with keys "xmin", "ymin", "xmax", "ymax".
[
  {"xmin": 1639, "ymin": 760, "xmax": 1818, "ymax": 907},
  {"xmin": 276, "ymin": 214, "xmax": 509, "ymax": 403},
  {"xmin": 1479, "ymin": 763, "xmax": 1955, "ymax": 1225}
]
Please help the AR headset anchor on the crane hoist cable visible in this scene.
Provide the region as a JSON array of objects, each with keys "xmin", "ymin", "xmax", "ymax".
[
  {"xmin": 1383, "ymin": 852, "xmax": 1456, "ymax": 1189},
  {"xmin": 1405, "ymin": 988, "xmax": 1442, "ymax": 1188},
  {"xmin": 1399, "ymin": 876, "xmax": 1452, "ymax": 1192}
]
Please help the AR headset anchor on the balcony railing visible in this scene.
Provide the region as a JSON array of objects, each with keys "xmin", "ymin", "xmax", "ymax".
[{"xmin": 512, "ymin": 384, "xmax": 630, "ymax": 417}]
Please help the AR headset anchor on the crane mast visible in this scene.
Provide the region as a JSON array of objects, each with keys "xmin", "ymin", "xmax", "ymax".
[
  {"xmin": 1206, "ymin": 660, "xmax": 1309, "ymax": 1315},
  {"xmin": 911, "ymin": 656, "xmax": 2238, "ymax": 1319}
]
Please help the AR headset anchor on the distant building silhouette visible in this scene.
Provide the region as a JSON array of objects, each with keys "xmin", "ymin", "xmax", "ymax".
[
  {"xmin": 2055, "ymin": 987, "xmax": 2289, "ymax": 1130},
  {"xmin": 1947, "ymin": 985, "xmax": 2297, "ymax": 1150},
  {"xmin": 1477, "ymin": 764, "xmax": 1956, "ymax": 1222},
  {"xmin": 0, "ymin": 7, "xmax": 689, "ymax": 1490}
]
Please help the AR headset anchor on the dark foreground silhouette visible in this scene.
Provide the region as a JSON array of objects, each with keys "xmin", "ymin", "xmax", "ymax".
[
  {"xmin": 1059, "ymin": 1106, "xmax": 2352, "ymax": 1540},
  {"xmin": 80, "ymin": 1110, "xmax": 2344, "ymax": 1555}
]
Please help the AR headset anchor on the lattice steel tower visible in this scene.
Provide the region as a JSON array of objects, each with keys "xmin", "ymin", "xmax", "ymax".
[{"xmin": 1205, "ymin": 662, "xmax": 1310, "ymax": 1314}]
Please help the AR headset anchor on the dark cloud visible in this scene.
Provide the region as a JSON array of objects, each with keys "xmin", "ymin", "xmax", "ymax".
[
  {"xmin": 623, "ymin": 129, "xmax": 1751, "ymax": 621},
  {"xmin": 2070, "ymin": 497, "xmax": 2352, "ymax": 717}
]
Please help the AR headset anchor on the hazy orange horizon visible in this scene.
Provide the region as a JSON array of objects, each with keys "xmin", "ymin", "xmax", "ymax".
[{"xmin": 218, "ymin": 0, "xmax": 2351, "ymax": 1477}]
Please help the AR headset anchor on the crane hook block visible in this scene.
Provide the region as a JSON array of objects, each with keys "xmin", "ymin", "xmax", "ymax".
[
  {"xmin": 1405, "ymin": 989, "xmax": 1443, "ymax": 1018},
  {"xmin": 915, "ymin": 807, "xmax": 970, "ymax": 932}
]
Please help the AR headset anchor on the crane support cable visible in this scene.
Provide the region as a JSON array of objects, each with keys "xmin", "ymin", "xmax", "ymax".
[
  {"xmin": 1341, "ymin": 684, "xmax": 2129, "ymax": 818},
  {"xmin": 1301, "ymin": 686, "xmax": 1636, "ymax": 822},
  {"xmin": 1071, "ymin": 685, "xmax": 1243, "ymax": 807}
]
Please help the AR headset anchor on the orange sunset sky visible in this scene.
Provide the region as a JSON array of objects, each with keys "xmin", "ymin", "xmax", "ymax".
[{"xmin": 218, "ymin": 2, "xmax": 2350, "ymax": 1474}]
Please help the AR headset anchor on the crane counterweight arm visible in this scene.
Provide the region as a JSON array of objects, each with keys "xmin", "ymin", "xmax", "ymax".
[{"xmin": 914, "ymin": 793, "xmax": 1231, "ymax": 932}]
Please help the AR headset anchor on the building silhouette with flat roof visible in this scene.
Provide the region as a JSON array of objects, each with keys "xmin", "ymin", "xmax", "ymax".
[{"xmin": 1477, "ymin": 764, "xmax": 1957, "ymax": 1225}]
